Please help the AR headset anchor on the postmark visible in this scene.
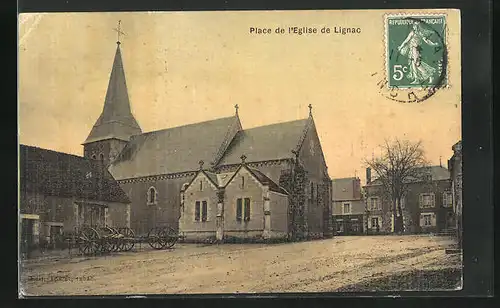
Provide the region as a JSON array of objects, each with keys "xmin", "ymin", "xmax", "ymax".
[{"xmin": 375, "ymin": 14, "xmax": 448, "ymax": 103}]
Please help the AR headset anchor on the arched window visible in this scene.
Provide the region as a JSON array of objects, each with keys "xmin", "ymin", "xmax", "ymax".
[
  {"xmin": 147, "ymin": 187, "xmax": 157, "ymax": 205},
  {"xmin": 199, "ymin": 180, "xmax": 203, "ymax": 191},
  {"xmin": 91, "ymin": 154, "xmax": 97, "ymax": 160},
  {"xmin": 241, "ymin": 176, "xmax": 245, "ymax": 189},
  {"xmin": 99, "ymin": 153, "xmax": 104, "ymax": 161}
]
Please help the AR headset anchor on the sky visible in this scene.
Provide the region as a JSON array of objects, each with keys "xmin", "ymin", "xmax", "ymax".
[{"xmin": 18, "ymin": 10, "xmax": 461, "ymax": 183}]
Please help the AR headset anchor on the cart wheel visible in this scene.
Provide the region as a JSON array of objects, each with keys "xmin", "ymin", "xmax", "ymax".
[
  {"xmin": 147, "ymin": 227, "xmax": 164, "ymax": 250},
  {"xmin": 99, "ymin": 226, "xmax": 116, "ymax": 253},
  {"xmin": 161, "ymin": 227, "xmax": 178, "ymax": 249},
  {"xmin": 78, "ymin": 227, "xmax": 100, "ymax": 256},
  {"xmin": 118, "ymin": 227, "xmax": 135, "ymax": 252}
]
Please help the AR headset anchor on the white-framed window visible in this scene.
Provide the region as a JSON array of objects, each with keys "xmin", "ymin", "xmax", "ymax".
[
  {"xmin": 419, "ymin": 193, "xmax": 435, "ymax": 208},
  {"xmin": 423, "ymin": 214, "xmax": 432, "ymax": 226},
  {"xmin": 147, "ymin": 186, "xmax": 158, "ymax": 205},
  {"xmin": 194, "ymin": 200, "xmax": 208, "ymax": 222},
  {"xmin": 442, "ymin": 191, "xmax": 453, "ymax": 208},
  {"xmin": 370, "ymin": 216, "xmax": 381, "ymax": 229},
  {"xmin": 369, "ymin": 197, "xmax": 380, "ymax": 210},
  {"xmin": 420, "ymin": 212, "xmax": 436, "ymax": 227},
  {"xmin": 342, "ymin": 202, "xmax": 351, "ymax": 215}
]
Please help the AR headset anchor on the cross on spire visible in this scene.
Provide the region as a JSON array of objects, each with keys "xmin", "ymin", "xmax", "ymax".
[
  {"xmin": 235, "ymin": 104, "xmax": 239, "ymax": 115},
  {"xmin": 199, "ymin": 160, "xmax": 204, "ymax": 170},
  {"xmin": 308, "ymin": 104, "xmax": 313, "ymax": 116},
  {"xmin": 240, "ymin": 154, "xmax": 247, "ymax": 164},
  {"xmin": 113, "ymin": 20, "xmax": 125, "ymax": 45}
]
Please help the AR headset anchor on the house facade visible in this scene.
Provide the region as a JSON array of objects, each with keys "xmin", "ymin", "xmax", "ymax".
[
  {"xmin": 331, "ymin": 177, "xmax": 365, "ymax": 235},
  {"xmin": 448, "ymin": 140, "xmax": 462, "ymax": 247},
  {"xmin": 81, "ymin": 41, "xmax": 333, "ymax": 240},
  {"xmin": 179, "ymin": 158, "xmax": 289, "ymax": 242},
  {"xmin": 19, "ymin": 145, "xmax": 131, "ymax": 256},
  {"xmin": 363, "ymin": 166, "xmax": 454, "ymax": 234}
]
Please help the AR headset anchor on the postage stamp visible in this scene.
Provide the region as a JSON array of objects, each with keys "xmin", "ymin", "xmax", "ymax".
[{"xmin": 385, "ymin": 14, "xmax": 447, "ymax": 89}]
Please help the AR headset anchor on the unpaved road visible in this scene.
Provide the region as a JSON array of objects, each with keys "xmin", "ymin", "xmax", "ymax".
[{"xmin": 20, "ymin": 235, "xmax": 461, "ymax": 295}]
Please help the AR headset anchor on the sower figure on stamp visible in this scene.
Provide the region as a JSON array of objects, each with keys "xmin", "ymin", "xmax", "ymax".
[{"xmin": 397, "ymin": 20, "xmax": 439, "ymax": 85}]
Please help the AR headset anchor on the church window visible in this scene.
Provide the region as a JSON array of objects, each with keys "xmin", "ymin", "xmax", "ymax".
[
  {"xmin": 99, "ymin": 153, "xmax": 104, "ymax": 161},
  {"xmin": 147, "ymin": 187, "xmax": 157, "ymax": 205},
  {"xmin": 244, "ymin": 198, "xmax": 251, "ymax": 221},
  {"xmin": 201, "ymin": 201, "xmax": 208, "ymax": 222},
  {"xmin": 194, "ymin": 201, "xmax": 207, "ymax": 222},
  {"xmin": 241, "ymin": 176, "xmax": 245, "ymax": 189},
  {"xmin": 91, "ymin": 154, "xmax": 97, "ymax": 160},
  {"xmin": 195, "ymin": 201, "xmax": 200, "ymax": 221},
  {"xmin": 236, "ymin": 198, "xmax": 242, "ymax": 222},
  {"xmin": 200, "ymin": 180, "xmax": 203, "ymax": 191},
  {"xmin": 236, "ymin": 198, "xmax": 251, "ymax": 222}
]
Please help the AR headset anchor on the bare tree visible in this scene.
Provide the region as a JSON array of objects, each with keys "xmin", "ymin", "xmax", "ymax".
[{"xmin": 365, "ymin": 138, "xmax": 430, "ymax": 233}]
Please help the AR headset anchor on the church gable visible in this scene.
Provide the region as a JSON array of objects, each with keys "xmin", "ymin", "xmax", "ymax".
[
  {"xmin": 224, "ymin": 164, "xmax": 288, "ymax": 195},
  {"xmin": 184, "ymin": 170, "xmax": 219, "ymax": 194},
  {"xmin": 224, "ymin": 165, "xmax": 265, "ymax": 192},
  {"xmin": 297, "ymin": 118, "xmax": 328, "ymax": 178}
]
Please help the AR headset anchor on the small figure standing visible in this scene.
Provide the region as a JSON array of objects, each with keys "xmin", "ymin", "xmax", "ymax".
[{"xmin": 397, "ymin": 20, "xmax": 439, "ymax": 84}]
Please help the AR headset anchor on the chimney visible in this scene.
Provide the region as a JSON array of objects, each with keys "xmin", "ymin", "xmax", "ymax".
[
  {"xmin": 366, "ymin": 167, "xmax": 371, "ymax": 184},
  {"xmin": 353, "ymin": 177, "xmax": 361, "ymax": 199}
]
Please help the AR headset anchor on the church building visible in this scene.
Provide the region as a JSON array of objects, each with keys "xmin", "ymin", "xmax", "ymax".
[{"xmin": 82, "ymin": 40, "xmax": 333, "ymax": 241}]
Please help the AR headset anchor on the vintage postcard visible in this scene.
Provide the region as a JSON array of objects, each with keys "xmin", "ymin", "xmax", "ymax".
[{"xmin": 18, "ymin": 9, "xmax": 462, "ymax": 296}]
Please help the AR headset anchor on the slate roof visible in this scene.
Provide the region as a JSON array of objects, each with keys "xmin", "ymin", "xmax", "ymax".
[
  {"xmin": 204, "ymin": 171, "xmax": 220, "ymax": 187},
  {"xmin": 247, "ymin": 167, "xmax": 289, "ymax": 195},
  {"xmin": 84, "ymin": 44, "xmax": 142, "ymax": 144},
  {"xmin": 216, "ymin": 172, "xmax": 234, "ymax": 187},
  {"xmin": 368, "ymin": 165, "xmax": 450, "ymax": 185},
  {"xmin": 217, "ymin": 118, "xmax": 310, "ymax": 165},
  {"xmin": 20, "ymin": 145, "xmax": 130, "ymax": 204},
  {"xmin": 109, "ymin": 116, "xmax": 240, "ymax": 180}
]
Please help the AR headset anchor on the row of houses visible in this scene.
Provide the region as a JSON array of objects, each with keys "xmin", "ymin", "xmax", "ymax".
[{"xmin": 332, "ymin": 141, "xmax": 463, "ymax": 241}]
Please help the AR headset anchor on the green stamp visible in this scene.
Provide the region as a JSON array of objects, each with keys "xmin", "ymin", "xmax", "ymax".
[{"xmin": 386, "ymin": 15, "xmax": 447, "ymax": 89}]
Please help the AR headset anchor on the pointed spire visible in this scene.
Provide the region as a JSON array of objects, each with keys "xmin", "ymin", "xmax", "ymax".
[
  {"xmin": 235, "ymin": 104, "xmax": 239, "ymax": 116},
  {"xmin": 308, "ymin": 104, "xmax": 313, "ymax": 117},
  {"xmin": 83, "ymin": 41, "xmax": 141, "ymax": 145}
]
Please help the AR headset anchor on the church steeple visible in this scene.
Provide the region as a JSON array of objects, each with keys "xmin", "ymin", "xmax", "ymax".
[
  {"xmin": 83, "ymin": 42, "xmax": 141, "ymax": 145},
  {"xmin": 83, "ymin": 27, "xmax": 142, "ymax": 165}
]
